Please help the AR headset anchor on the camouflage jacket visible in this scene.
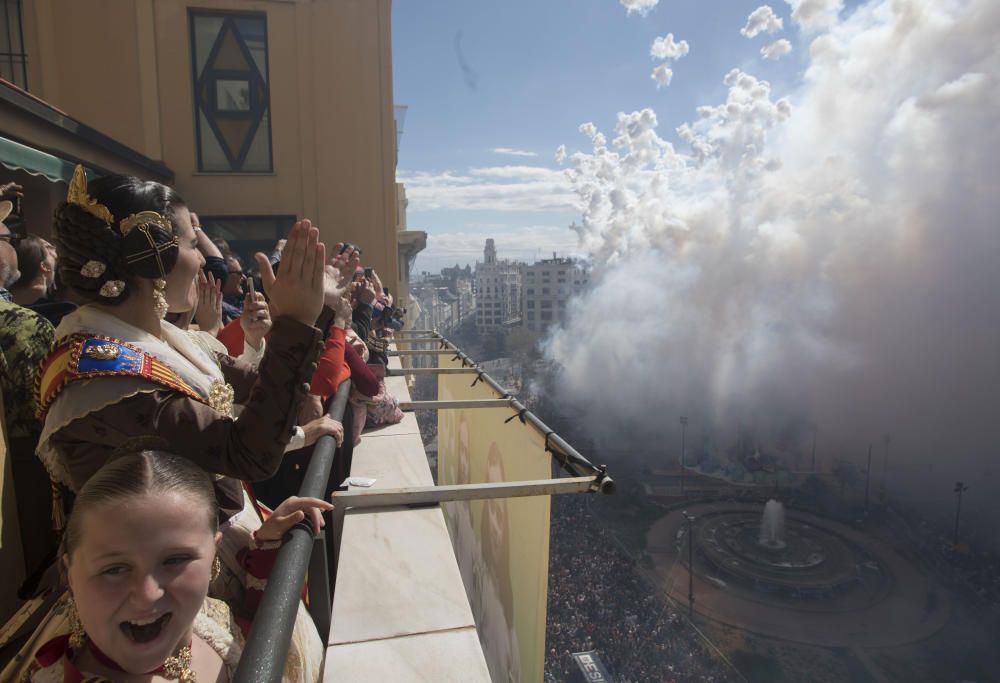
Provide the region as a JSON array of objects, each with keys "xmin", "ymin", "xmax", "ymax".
[{"xmin": 0, "ymin": 300, "xmax": 54, "ymax": 439}]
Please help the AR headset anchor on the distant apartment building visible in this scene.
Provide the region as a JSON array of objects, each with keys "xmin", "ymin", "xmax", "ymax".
[
  {"xmin": 474, "ymin": 238, "xmax": 522, "ymax": 331},
  {"xmin": 521, "ymin": 254, "xmax": 589, "ymax": 332},
  {"xmin": 410, "ymin": 265, "xmax": 474, "ymax": 333}
]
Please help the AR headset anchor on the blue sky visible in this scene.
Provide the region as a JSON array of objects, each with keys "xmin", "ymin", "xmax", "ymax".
[{"xmin": 392, "ymin": 0, "xmax": 818, "ymax": 273}]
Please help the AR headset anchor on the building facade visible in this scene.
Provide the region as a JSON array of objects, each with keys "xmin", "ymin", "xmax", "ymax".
[
  {"xmin": 521, "ymin": 254, "xmax": 589, "ymax": 332},
  {"xmin": 3, "ymin": 0, "xmax": 418, "ymax": 294},
  {"xmin": 474, "ymin": 238, "xmax": 521, "ymax": 332}
]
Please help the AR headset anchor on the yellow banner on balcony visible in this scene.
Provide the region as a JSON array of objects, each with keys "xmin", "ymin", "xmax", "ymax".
[{"xmin": 438, "ymin": 355, "xmax": 550, "ymax": 683}]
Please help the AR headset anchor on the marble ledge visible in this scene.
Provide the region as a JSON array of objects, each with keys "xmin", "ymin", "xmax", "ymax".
[
  {"xmin": 323, "ymin": 626, "xmax": 490, "ymax": 682},
  {"xmin": 329, "ymin": 506, "xmax": 474, "ymax": 645}
]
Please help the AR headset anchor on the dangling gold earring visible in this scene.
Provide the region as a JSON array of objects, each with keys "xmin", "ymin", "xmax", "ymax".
[
  {"xmin": 66, "ymin": 593, "xmax": 87, "ymax": 649},
  {"xmin": 153, "ymin": 278, "xmax": 169, "ymax": 319},
  {"xmin": 211, "ymin": 555, "xmax": 221, "ymax": 582}
]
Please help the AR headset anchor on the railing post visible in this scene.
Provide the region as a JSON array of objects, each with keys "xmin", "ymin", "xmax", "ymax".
[{"xmin": 232, "ymin": 379, "xmax": 351, "ymax": 683}]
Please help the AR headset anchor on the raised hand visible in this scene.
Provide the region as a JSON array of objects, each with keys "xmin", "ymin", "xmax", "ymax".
[
  {"xmin": 356, "ymin": 275, "xmax": 377, "ymax": 305},
  {"xmin": 194, "ymin": 271, "xmax": 223, "ymax": 336},
  {"xmin": 329, "ymin": 243, "xmax": 362, "ymax": 283},
  {"xmin": 323, "ymin": 254, "xmax": 351, "ymax": 308},
  {"xmin": 256, "ymin": 220, "xmax": 325, "ymax": 326},
  {"xmin": 241, "ymin": 291, "xmax": 271, "ymax": 351}
]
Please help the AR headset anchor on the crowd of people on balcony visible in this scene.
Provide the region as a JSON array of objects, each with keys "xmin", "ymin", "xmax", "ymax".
[
  {"xmin": 545, "ymin": 494, "xmax": 738, "ymax": 683},
  {"xmin": 0, "ymin": 170, "xmax": 406, "ymax": 681}
]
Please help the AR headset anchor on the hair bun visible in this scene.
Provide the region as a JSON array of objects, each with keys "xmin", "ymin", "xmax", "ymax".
[{"xmin": 120, "ymin": 217, "xmax": 179, "ymax": 280}]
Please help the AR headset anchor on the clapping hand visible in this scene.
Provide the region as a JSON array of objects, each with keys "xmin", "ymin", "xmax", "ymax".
[
  {"xmin": 255, "ymin": 220, "xmax": 325, "ymax": 326},
  {"xmin": 194, "ymin": 271, "xmax": 223, "ymax": 336}
]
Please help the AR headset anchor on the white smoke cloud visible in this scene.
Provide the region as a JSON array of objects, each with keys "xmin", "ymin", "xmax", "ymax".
[
  {"xmin": 784, "ymin": 0, "xmax": 843, "ymax": 31},
  {"xmin": 761, "ymin": 38, "xmax": 793, "ymax": 59},
  {"xmin": 546, "ymin": 0, "xmax": 1000, "ymax": 518},
  {"xmin": 650, "ymin": 33, "xmax": 690, "ymax": 60},
  {"xmin": 651, "ymin": 64, "xmax": 674, "ymax": 88},
  {"xmin": 741, "ymin": 5, "xmax": 784, "ymax": 38},
  {"xmin": 620, "ymin": 0, "xmax": 658, "ymax": 16}
]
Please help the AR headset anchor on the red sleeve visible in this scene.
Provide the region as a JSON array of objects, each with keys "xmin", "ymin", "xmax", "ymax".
[
  {"xmin": 235, "ymin": 536, "xmax": 282, "ymax": 637},
  {"xmin": 216, "ymin": 318, "xmax": 246, "ymax": 357},
  {"xmin": 309, "ymin": 325, "xmax": 348, "ymax": 400},
  {"xmin": 345, "ymin": 342, "xmax": 380, "ymax": 397}
]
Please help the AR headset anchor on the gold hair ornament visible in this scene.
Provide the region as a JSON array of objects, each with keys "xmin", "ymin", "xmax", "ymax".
[
  {"xmin": 119, "ymin": 210, "xmax": 173, "ymax": 238},
  {"xmin": 66, "ymin": 165, "xmax": 113, "ymax": 225},
  {"xmin": 80, "ymin": 260, "xmax": 107, "ymax": 278},
  {"xmin": 99, "ymin": 280, "xmax": 125, "ymax": 298}
]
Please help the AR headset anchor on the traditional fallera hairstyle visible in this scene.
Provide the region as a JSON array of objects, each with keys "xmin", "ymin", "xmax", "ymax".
[
  {"xmin": 61, "ymin": 450, "xmax": 219, "ymax": 564},
  {"xmin": 53, "ymin": 166, "xmax": 186, "ymax": 306}
]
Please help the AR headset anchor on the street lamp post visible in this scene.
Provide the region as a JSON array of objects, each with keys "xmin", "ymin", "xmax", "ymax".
[
  {"xmin": 881, "ymin": 434, "xmax": 890, "ymax": 503},
  {"xmin": 682, "ymin": 511, "xmax": 696, "ymax": 620},
  {"xmin": 864, "ymin": 444, "xmax": 872, "ymax": 515},
  {"xmin": 811, "ymin": 424, "xmax": 818, "ymax": 472},
  {"xmin": 679, "ymin": 416, "xmax": 688, "ymax": 497},
  {"xmin": 953, "ymin": 481, "xmax": 969, "ymax": 552}
]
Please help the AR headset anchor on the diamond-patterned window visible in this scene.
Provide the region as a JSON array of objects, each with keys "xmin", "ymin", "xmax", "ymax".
[{"xmin": 189, "ymin": 10, "xmax": 272, "ymax": 173}]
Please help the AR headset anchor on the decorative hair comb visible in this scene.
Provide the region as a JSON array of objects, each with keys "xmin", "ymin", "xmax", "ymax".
[
  {"xmin": 119, "ymin": 210, "xmax": 173, "ymax": 237},
  {"xmin": 66, "ymin": 165, "xmax": 113, "ymax": 224}
]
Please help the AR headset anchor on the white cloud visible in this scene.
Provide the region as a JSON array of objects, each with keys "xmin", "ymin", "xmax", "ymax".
[
  {"xmin": 651, "ymin": 64, "xmax": 674, "ymax": 88},
  {"xmin": 397, "ymin": 165, "xmax": 576, "ymax": 212},
  {"xmin": 761, "ymin": 38, "xmax": 793, "ymax": 59},
  {"xmin": 650, "ymin": 33, "xmax": 690, "ymax": 60},
  {"xmin": 492, "ymin": 147, "xmax": 538, "ymax": 157},
  {"xmin": 783, "ymin": 0, "xmax": 842, "ymax": 31},
  {"xmin": 741, "ymin": 5, "xmax": 784, "ymax": 38},
  {"xmin": 620, "ymin": 0, "xmax": 658, "ymax": 16},
  {"xmin": 555, "ymin": 144, "xmax": 567, "ymax": 164}
]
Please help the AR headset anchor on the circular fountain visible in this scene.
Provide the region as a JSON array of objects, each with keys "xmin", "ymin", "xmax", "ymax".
[
  {"xmin": 692, "ymin": 500, "xmax": 874, "ymax": 599},
  {"xmin": 648, "ymin": 500, "xmax": 949, "ymax": 647}
]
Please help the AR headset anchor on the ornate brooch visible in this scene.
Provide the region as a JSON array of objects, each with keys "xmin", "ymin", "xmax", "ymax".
[
  {"xmin": 99, "ymin": 280, "xmax": 125, "ymax": 298},
  {"xmin": 84, "ymin": 343, "xmax": 120, "ymax": 360},
  {"xmin": 80, "ymin": 260, "xmax": 107, "ymax": 278},
  {"xmin": 208, "ymin": 380, "xmax": 235, "ymax": 417}
]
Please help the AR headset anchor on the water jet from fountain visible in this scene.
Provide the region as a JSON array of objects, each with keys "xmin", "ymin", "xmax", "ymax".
[{"xmin": 760, "ymin": 499, "xmax": 786, "ymax": 550}]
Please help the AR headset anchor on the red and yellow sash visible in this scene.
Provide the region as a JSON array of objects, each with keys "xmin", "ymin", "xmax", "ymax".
[{"xmin": 37, "ymin": 334, "xmax": 207, "ymax": 421}]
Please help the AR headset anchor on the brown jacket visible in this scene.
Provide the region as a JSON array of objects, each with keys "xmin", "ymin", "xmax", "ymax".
[{"xmin": 46, "ymin": 317, "xmax": 322, "ymax": 515}]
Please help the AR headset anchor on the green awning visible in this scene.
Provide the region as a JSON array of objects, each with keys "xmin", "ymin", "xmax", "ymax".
[{"xmin": 0, "ymin": 135, "xmax": 98, "ymax": 184}]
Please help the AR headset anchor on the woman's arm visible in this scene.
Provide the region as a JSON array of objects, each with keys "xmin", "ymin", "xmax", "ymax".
[
  {"xmin": 309, "ymin": 325, "xmax": 347, "ymax": 400},
  {"xmin": 52, "ymin": 317, "xmax": 322, "ymax": 486},
  {"xmin": 344, "ymin": 342, "xmax": 380, "ymax": 397}
]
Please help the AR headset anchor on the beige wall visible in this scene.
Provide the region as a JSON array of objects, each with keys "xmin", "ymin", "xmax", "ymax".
[{"xmin": 21, "ymin": 0, "xmax": 400, "ymax": 292}]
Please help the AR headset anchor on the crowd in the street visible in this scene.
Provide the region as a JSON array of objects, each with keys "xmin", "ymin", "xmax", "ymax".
[
  {"xmin": 0, "ymin": 173, "xmax": 406, "ymax": 681},
  {"xmin": 545, "ymin": 494, "xmax": 738, "ymax": 683},
  {"xmin": 889, "ymin": 503, "xmax": 1000, "ymax": 612}
]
